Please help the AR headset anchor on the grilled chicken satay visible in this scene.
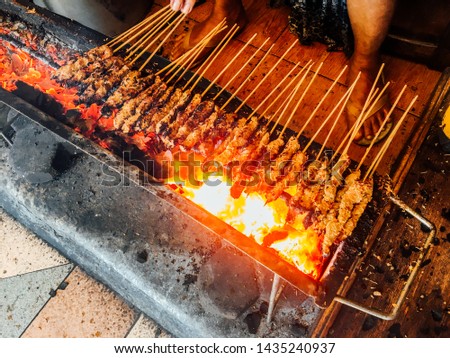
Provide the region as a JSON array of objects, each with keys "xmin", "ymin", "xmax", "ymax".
[
  {"xmin": 80, "ymin": 63, "xmax": 130, "ymax": 105},
  {"xmin": 320, "ymin": 169, "xmax": 372, "ymax": 257},
  {"xmin": 214, "ymin": 116, "xmax": 261, "ymax": 165},
  {"xmin": 147, "ymin": 87, "xmax": 184, "ymax": 133},
  {"xmin": 121, "ymin": 82, "xmax": 168, "ymax": 133},
  {"xmin": 156, "ymin": 90, "xmax": 193, "ymax": 136},
  {"xmin": 229, "ymin": 130, "xmax": 271, "ymax": 199},
  {"xmin": 164, "ymin": 93, "xmax": 202, "ymax": 138},
  {"xmin": 315, "ymin": 154, "xmax": 351, "ymax": 215},
  {"xmin": 102, "ymin": 71, "xmax": 155, "ymax": 115},
  {"xmin": 138, "ymin": 86, "xmax": 176, "ymax": 132},
  {"xmin": 243, "ymin": 136, "xmax": 286, "ymax": 196},
  {"xmin": 113, "ymin": 76, "xmax": 162, "ymax": 130},
  {"xmin": 265, "ymin": 149, "xmax": 308, "ymax": 203},
  {"xmin": 53, "ymin": 45, "xmax": 113, "ymax": 83},
  {"xmin": 174, "ymin": 100, "xmax": 216, "ymax": 143},
  {"xmin": 195, "ymin": 112, "xmax": 238, "ymax": 157},
  {"xmin": 263, "ymin": 137, "xmax": 301, "ymax": 203},
  {"xmin": 182, "ymin": 109, "xmax": 220, "ymax": 150},
  {"xmin": 340, "ymin": 177, "xmax": 373, "ymax": 238}
]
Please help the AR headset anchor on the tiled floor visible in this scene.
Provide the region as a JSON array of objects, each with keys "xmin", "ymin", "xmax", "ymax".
[{"xmin": 0, "ymin": 208, "xmax": 170, "ymax": 338}]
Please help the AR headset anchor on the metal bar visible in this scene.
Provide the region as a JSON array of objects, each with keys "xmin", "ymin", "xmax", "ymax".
[
  {"xmin": 333, "ymin": 195, "xmax": 436, "ymax": 320},
  {"xmin": 266, "ymin": 274, "xmax": 287, "ymax": 324}
]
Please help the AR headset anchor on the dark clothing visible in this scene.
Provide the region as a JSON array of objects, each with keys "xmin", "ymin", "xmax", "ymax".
[{"xmin": 288, "ymin": 0, "xmax": 354, "ymax": 56}]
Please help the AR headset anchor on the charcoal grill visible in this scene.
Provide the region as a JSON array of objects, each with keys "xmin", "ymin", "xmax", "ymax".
[{"xmin": 0, "ymin": 0, "xmax": 438, "ymax": 337}]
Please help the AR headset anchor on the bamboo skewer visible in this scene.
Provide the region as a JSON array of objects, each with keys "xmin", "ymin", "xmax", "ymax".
[
  {"xmin": 119, "ymin": 9, "xmax": 175, "ymax": 55},
  {"xmin": 332, "ymin": 64, "xmax": 386, "ymax": 158},
  {"xmin": 164, "ymin": 22, "xmax": 228, "ymax": 83},
  {"xmin": 220, "ymin": 43, "xmax": 275, "ymax": 110},
  {"xmin": 279, "ymin": 62, "xmax": 323, "ymax": 138},
  {"xmin": 233, "ymin": 40, "xmax": 299, "ymax": 114},
  {"xmin": 186, "ymin": 24, "xmax": 240, "ymax": 92},
  {"xmin": 137, "ymin": 14, "xmax": 187, "ymax": 70},
  {"xmin": 294, "ymin": 64, "xmax": 347, "ymax": 140},
  {"xmin": 365, "ymin": 95, "xmax": 418, "ymax": 180},
  {"xmin": 248, "ymin": 61, "xmax": 302, "ymax": 120},
  {"xmin": 160, "ymin": 20, "xmax": 227, "ymax": 77},
  {"xmin": 356, "ymin": 84, "xmax": 408, "ymax": 171},
  {"xmin": 107, "ymin": 5, "xmax": 172, "ymax": 47},
  {"xmin": 269, "ymin": 62, "xmax": 314, "ymax": 135},
  {"xmin": 339, "ymin": 82, "xmax": 390, "ymax": 160},
  {"xmin": 316, "ymin": 73, "xmax": 361, "ymax": 160},
  {"xmin": 213, "ymin": 37, "xmax": 270, "ymax": 101},
  {"xmin": 201, "ymin": 33, "xmax": 258, "ymax": 97},
  {"xmin": 259, "ymin": 59, "xmax": 312, "ymax": 122},
  {"xmin": 305, "ymin": 73, "xmax": 359, "ymax": 155},
  {"xmin": 330, "ymin": 86, "xmax": 381, "ymax": 161}
]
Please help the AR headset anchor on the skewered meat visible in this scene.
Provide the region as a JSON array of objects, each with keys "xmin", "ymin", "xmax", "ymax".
[{"xmin": 53, "ymin": 45, "xmax": 113, "ymax": 83}]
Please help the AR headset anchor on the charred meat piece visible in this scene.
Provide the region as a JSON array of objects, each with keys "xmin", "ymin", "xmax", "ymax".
[
  {"xmin": 53, "ymin": 45, "xmax": 113, "ymax": 83},
  {"xmin": 138, "ymin": 86, "xmax": 177, "ymax": 133},
  {"xmin": 121, "ymin": 81, "xmax": 168, "ymax": 133},
  {"xmin": 156, "ymin": 90, "xmax": 193, "ymax": 136},
  {"xmin": 113, "ymin": 76, "xmax": 163, "ymax": 131},
  {"xmin": 174, "ymin": 100, "xmax": 216, "ymax": 143},
  {"xmin": 79, "ymin": 63, "xmax": 130, "ymax": 105},
  {"xmin": 102, "ymin": 71, "xmax": 155, "ymax": 115},
  {"xmin": 165, "ymin": 93, "xmax": 203, "ymax": 138}
]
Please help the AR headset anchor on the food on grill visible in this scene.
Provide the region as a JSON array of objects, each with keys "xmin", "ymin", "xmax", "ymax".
[{"xmin": 49, "ymin": 44, "xmax": 376, "ymax": 269}]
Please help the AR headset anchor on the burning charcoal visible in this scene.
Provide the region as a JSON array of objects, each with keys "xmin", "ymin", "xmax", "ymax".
[{"xmin": 244, "ymin": 312, "xmax": 262, "ymax": 334}]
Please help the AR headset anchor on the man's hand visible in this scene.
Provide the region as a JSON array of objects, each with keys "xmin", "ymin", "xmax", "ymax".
[{"xmin": 170, "ymin": 0, "xmax": 196, "ymax": 14}]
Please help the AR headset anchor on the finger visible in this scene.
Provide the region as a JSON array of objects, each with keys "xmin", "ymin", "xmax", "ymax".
[
  {"xmin": 181, "ymin": 1, "xmax": 195, "ymax": 14},
  {"xmin": 171, "ymin": 0, "xmax": 182, "ymax": 12}
]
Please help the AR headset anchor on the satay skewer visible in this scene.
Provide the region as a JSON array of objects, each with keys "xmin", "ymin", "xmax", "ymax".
[
  {"xmin": 119, "ymin": 9, "xmax": 176, "ymax": 55},
  {"xmin": 279, "ymin": 62, "xmax": 324, "ymax": 138},
  {"xmin": 357, "ymin": 84, "xmax": 408, "ymax": 171},
  {"xmin": 248, "ymin": 61, "xmax": 301, "ymax": 119},
  {"xmin": 330, "ymin": 85, "xmax": 379, "ymax": 161},
  {"xmin": 339, "ymin": 82, "xmax": 391, "ymax": 160},
  {"xmin": 213, "ymin": 37, "xmax": 271, "ymax": 101},
  {"xmin": 306, "ymin": 73, "xmax": 360, "ymax": 156},
  {"xmin": 107, "ymin": 5, "xmax": 172, "ymax": 47},
  {"xmin": 184, "ymin": 24, "xmax": 240, "ymax": 91},
  {"xmin": 137, "ymin": 14, "xmax": 187, "ymax": 70},
  {"xmin": 259, "ymin": 60, "xmax": 313, "ymax": 122},
  {"xmin": 164, "ymin": 21, "xmax": 228, "ymax": 83},
  {"xmin": 293, "ymin": 65, "xmax": 347, "ymax": 140},
  {"xmin": 201, "ymin": 33, "xmax": 258, "ymax": 97},
  {"xmin": 269, "ymin": 62, "xmax": 314, "ymax": 135},
  {"xmin": 316, "ymin": 73, "xmax": 361, "ymax": 160},
  {"xmin": 220, "ymin": 43, "xmax": 275, "ymax": 110},
  {"xmin": 365, "ymin": 95, "xmax": 418, "ymax": 179},
  {"xmin": 233, "ymin": 40, "xmax": 299, "ymax": 113}
]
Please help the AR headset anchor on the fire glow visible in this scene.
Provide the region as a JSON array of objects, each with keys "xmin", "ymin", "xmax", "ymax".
[{"xmin": 0, "ymin": 40, "xmax": 323, "ymax": 278}]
